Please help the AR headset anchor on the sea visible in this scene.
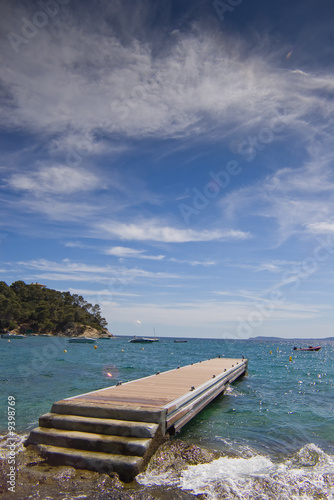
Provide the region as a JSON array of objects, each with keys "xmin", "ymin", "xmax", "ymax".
[{"xmin": 1, "ymin": 336, "xmax": 333, "ymax": 499}]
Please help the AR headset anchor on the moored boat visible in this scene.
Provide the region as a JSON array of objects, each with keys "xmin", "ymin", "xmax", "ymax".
[
  {"xmin": 68, "ymin": 337, "xmax": 95, "ymax": 344},
  {"xmin": 1, "ymin": 333, "xmax": 26, "ymax": 339},
  {"xmin": 128, "ymin": 336, "xmax": 159, "ymax": 343},
  {"xmin": 293, "ymin": 346, "xmax": 321, "ymax": 351}
]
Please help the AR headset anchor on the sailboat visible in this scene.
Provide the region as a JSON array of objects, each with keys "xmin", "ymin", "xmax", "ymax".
[{"xmin": 128, "ymin": 327, "xmax": 159, "ymax": 343}]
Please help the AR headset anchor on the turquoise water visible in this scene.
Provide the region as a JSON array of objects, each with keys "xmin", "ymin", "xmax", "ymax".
[{"xmin": 1, "ymin": 336, "xmax": 333, "ymax": 498}]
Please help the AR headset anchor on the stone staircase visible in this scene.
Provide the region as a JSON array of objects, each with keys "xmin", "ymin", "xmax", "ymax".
[{"xmin": 25, "ymin": 407, "xmax": 164, "ymax": 482}]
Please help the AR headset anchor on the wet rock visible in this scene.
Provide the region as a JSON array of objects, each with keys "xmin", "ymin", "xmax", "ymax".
[{"xmin": 146, "ymin": 439, "xmax": 218, "ymax": 476}]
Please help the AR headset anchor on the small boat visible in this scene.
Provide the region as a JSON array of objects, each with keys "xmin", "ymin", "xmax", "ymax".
[
  {"xmin": 174, "ymin": 339, "xmax": 188, "ymax": 343},
  {"xmin": 128, "ymin": 336, "xmax": 159, "ymax": 343},
  {"xmin": 68, "ymin": 337, "xmax": 95, "ymax": 344},
  {"xmin": 1, "ymin": 333, "xmax": 25, "ymax": 339},
  {"xmin": 293, "ymin": 346, "xmax": 321, "ymax": 351}
]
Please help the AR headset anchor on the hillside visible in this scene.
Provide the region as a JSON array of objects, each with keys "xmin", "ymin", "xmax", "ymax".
[{"xmin": 0, "ymin": 281, "xmax": 111, "ymax": 337}]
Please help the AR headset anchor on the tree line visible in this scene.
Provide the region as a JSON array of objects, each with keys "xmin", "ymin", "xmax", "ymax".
[{"xmin": 0, "ymin": 281, "xmax": 108, "ymax": 333}]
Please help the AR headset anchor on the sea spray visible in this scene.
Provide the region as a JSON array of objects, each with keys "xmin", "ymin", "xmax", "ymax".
[{"xmin": 138, "ymin": 443, "xmax": 334, "ymax": 500}]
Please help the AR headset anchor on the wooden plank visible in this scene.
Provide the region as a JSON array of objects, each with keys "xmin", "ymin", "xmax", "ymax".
[{"xmin": 60, "ymin": 358, "xmax": 247, "ymax": 418}]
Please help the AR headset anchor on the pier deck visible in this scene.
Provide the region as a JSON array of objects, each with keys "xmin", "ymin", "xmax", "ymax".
[{"xmin": 26, "ymin": 357, "xmax": 247, "ymax": 481}]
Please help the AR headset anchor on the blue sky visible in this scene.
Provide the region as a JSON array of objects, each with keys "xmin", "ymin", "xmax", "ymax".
[{"xmin": 1, "ymin": 0, "xmax": 333, "ymax": 339}]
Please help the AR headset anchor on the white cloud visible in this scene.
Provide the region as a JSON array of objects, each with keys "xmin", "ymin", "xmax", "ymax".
[
  {"xmin": 105, "ymin": 246, "xmax": 165, "ymax": 260},
  {"xmin": 2, "ymin": 8, "xmax": 334, "ymax": 147},
  {"xmin": 100, "ymin": 299, "xmax": 322, "ymax": 329},
  {"xmin": 169, "ymin": 258, "xmax": 216, "ymax": 267},
  {"xmin": 221, "ymin": 162, "xmax": 334, "ymax": 243},
  {"xmin": 99, "ymin": 221, "xmax": 250, "ymax": 242},
  {"xmin": 8, "ymin": 166, "xmax": 100, "ymax": 195},
  {"xmin": 105, "ymin": 247, "xmax": 145, "ymax": 257},
  {"xmin": 68, "ymin": 288, "xmax": 140, "ymax": 297},
  {"xmin": 16, "ymin": 259, "xmax": 179, "ymax": 283},
  {"xmin": 306, "ymin": 222, "xmax": 334, "ymax": 234}
]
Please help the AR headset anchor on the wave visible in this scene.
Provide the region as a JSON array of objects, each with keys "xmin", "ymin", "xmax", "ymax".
[{"xmin": 138, "ymin": 443, "xmax": 334, "ymax": 499}]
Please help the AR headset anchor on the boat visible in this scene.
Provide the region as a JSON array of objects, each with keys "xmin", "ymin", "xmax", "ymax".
[
  {"xmin": 174, "ymin": 340, "xmax": 188, "ymax": 343},
  {"xmin": 1, "ymin": 333, "xmax": 25, "ymax": 339},
  {"xmin": 293, "ymin": 346, "xmax": 321, "ymax": 351},
  {"xmin": 128, "ymin": 336, "xmax": 159, "ymax": 343},
  {"xmin": 68, "ymin": 337, "xmax": 95, "ymax": 344}
]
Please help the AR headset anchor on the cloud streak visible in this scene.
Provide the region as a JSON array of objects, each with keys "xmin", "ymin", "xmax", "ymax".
[{"xmin": 99, "ymin": 221, "xmax": 250, "ymax": 242}]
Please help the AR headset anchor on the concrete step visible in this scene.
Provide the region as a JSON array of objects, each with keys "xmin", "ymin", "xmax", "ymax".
[
  {"xmin": 51, "ymin": 400, "xmax": 164, "ymax": 424},
  {"xmin": 27, "ymin": 427, "xmax": 152, "ymax": 456},
  {"xmin": 38, "ymin": 444, "xmax": 144, "ymax": 482},
  {"xmin": 39, "ymin": 412, "xmax": 159, "ymax": 438}
]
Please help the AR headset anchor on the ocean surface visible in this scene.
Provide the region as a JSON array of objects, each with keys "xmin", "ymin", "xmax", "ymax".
[{"xmin": 1, "ymin": 336, "xmax": 333, "ymax": 499}]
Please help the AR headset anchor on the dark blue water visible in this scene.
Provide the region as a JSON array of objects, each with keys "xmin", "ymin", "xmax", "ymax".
[{"xmin": 1, "ymin": 336, "xmax": 333, "ymax": 498}]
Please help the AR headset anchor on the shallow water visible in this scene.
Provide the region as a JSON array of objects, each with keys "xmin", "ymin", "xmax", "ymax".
[{"xmin": 1, "ymin": 336, "xmax": 333, "ymax": 498}]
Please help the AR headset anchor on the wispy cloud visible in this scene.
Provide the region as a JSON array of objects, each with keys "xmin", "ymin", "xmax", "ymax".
[
  {"xmin": 99, "ymin": 220, "xmax": 250, "ymax": 242},
  {"xmin": 306, "ymin": 222, "xmax": 334, "ymax": 234},
  {"xmin": 104, "ymin": 246, "xmax": 165, "ymax": 260},
  {"xmin": 100, "ymin": 299, "xmax": 324, "ymax": 329},
  {"xmin": 68, "ymin": 288, "xmax": 140, "ymax": 298},
  {"xmin": 7, "ymin": 165, "xmax": 101, "ymax": 195},
  {"xmin": 221, "ymin": 162, "xmax": 334, "ymax": 244},
  {"xmin": 15, "ymin": 259, "xmax": 179, "ymax": 283},
  {"xmin": 2, "ymin": 4, "xmax": 334, "ymax": 149}
]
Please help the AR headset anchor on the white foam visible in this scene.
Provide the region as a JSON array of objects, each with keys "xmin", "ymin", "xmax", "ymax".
[
  {"xmin": 138, "ymin": 444, "xmax": 334, "ymax": 500},
  {"xmin": 180, "ymin": 455, "xmax": 275, "ymax": 495}
]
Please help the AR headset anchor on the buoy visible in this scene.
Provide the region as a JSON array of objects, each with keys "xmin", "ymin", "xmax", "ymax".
[
  {"xmin": 8, "ymin": 340, "xmax": 10, "ymax": 342},
  {"xmin": 121, "ymin": 349, "xmax": 124, "ymax": 352},
  {"xmin": 270, "ymin": 350, "xmax": 272, "ymax": 354},
  {"xmin": 289, "ymin": 356, "xmax": 292, "ymax": 362},
  {"xmin": 94, "ymin": 345, "xmax": 97, "ymax": 349},
  {"xmin": 141, "ymin": 347, "xmax": 144, "ymax": 350},
  {"xmin": 64, "ymin": 349, "xmax": 67, "ymax": 353}
]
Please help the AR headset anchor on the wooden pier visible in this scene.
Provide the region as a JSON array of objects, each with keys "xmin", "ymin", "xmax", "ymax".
[{"xmin": 26, "ymin": 357, "xmax": 247, "ymax": 481}]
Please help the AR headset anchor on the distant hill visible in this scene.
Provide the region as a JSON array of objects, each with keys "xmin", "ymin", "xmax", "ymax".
[
  {"xmin": 249, "ymin": 336, "xmax": 334, "ymax": 341},
  {"xmin": 0, "ymin": 281, "xmax": 111, "ymax": 337}
]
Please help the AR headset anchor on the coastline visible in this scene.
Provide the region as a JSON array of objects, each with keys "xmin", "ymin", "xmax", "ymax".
[
  {"xmin": 0, "ymin": 434, "xmax": 216, "ymax": 500},
  {"xmin": 1, "ymin": 432, "xmax": 333, "ymax": 499}
]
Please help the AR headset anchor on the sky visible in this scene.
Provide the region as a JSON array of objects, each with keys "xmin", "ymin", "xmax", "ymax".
[{"xmin": 0, "ymin": 0, "xmax": 333, "ymax": 339}]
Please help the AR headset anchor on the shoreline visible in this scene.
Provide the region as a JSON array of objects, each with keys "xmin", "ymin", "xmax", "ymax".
[
  {"xmin": 0, "ymin": 435, "xmax": 216, "ymax": 500},
  {"xmin": 1, "ymin": 432, "xmax": 334, "ymax": 499}
]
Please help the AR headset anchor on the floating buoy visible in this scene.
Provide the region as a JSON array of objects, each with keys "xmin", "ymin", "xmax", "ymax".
[
  {"xmin": 270, "ymin": 350, "xmax": 272, "ymax": 355},
  {"xmin": 94, "ymin": 345, "xmax": 97, "ymax": 349},
  {"xmin": 63, "ymin": 349, "xmax": 67, "ymax": 353},
  {"xmin": 289, "ymin": 356, "xmax": 292, "ymax": 362},
  {"xmin": 8, "ymin": 340, "xmax": 10, "ymax": 342},
  {"xmin": 141, "ymin": 347, "xmax": 144, "ymax": 350},
  {"xmin": 121, "ymin": 349, "xmax": 124, "ymax": 352}
]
